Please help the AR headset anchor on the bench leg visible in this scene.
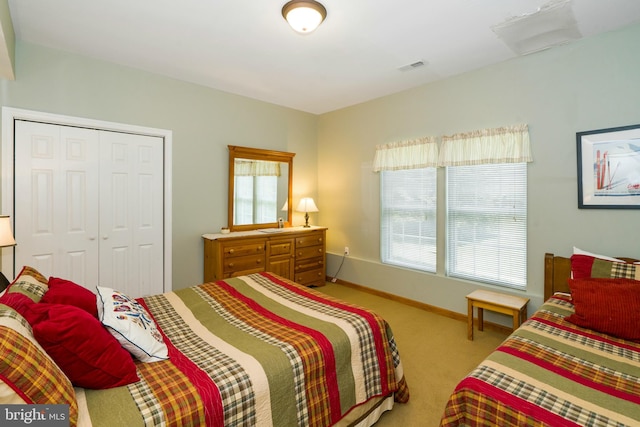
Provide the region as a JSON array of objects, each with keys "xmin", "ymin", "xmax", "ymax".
[
  {"xmin": 477, "ymin": 307, "xmax": 484, "ymax": 331},
  {"xmin": 512, "ymin": 309, "xmax": 520, "ymax": 331},
  {"xmin": 467, "ymin": 299, "xmax": 474, "ymax": 340}
]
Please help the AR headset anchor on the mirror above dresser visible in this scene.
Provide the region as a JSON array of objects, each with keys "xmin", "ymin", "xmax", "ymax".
[{"xmin": 228, "ymin": 145, "xmax": 295, "ymax": 232}]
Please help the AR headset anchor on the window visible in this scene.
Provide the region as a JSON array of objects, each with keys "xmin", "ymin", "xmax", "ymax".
[
  {"xmin": 233, "ymin": 159, "xmax": 281, "ymax": 225},
  {"xmin": 374, "ymin": 125, "xmax": 531, "ymax": 288},
  {"xmin": 446, "ymin": 163, "xmax": 527, "ymax": 289},
  {"xmin": 234, "ymin": 175, "xmax": 278, "ymax": 225},
  {"xmin": 374, "ymin": 137, "xmax": 439, "ymax": 272},
  {"xmin": 381, "ymin": 168, "xmax": 437, "ymax": 272}
]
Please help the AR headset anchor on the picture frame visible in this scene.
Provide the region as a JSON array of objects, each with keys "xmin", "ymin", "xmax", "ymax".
[{"xmin": 577, "ymin": 124, "xmax": 640, "ymax": 209}]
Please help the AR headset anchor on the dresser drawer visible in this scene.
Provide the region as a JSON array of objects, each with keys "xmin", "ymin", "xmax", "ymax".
[
  {"xmin": 295, "ymin": 258, "xmax": 324, "ymax": 272},
  {"xmin": 223, "ymin": 242, "xmax": 265, "ymax": 258},
  {"xmin": 295, "ymin": 268, "xmax": 325, "ymax": 286},
  {"xmin": 295, "ymin": 233, "xmax": 324, "ymax": 248},
  {"xmin": 223, "ymin": 256, "xmax": 265, "ymax": 274},
  {"xmin": 268, "ymin": 240, "xmax": 293, "ymax": 256},
  {"xmin": 296, "ymin": 245, "xmax": 323, "ymax": 260}
]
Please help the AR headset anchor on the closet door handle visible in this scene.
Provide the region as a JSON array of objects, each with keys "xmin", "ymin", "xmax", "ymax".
[
  {"xmin": 89, "ymin": 236, "xmax": 96, "ymax": 241},
  {"xmin": 102, "ymin": 235, "xmax": 109, "ymax": 240}
]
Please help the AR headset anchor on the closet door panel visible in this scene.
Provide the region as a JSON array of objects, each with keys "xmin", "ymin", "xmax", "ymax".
[
  {"xmin": 14, "ymin": 121, "xmax": 100, "ymax": 287},
  {"xmin": 99, "ymin": 131, "xmax": 163, "ymax": 297}
]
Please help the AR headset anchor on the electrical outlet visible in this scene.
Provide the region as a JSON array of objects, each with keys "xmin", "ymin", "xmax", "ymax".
[{"xmin": 344, "ymin": 246, "xmax": 350, "ymax": 256}]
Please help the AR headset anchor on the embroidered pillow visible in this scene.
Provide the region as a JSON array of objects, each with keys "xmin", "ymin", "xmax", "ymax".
[
  {"xmin": 0, "ymin": 304, "xmax": 78, "ymax": 424},
  {"xmin": 565, "ymin": 278, "xmax": 640, "ymax": 340},
  {"xmin": 25, "ymin": 303, "xmax": 139, "ymax": 389},
  {"xmin": 96, "ymin": 286, "xmax": 168, "ymax": 363},
  {"xmin": 570, "ymin": 255, "xmax": 640, "ymax": 281},
  {"xmin": 40, "ymin": 277, "xmax": 98, "ymax": 318},
  {"xmin": 5, "ymin": 266, "xmax": 49, "ymax": 302}
]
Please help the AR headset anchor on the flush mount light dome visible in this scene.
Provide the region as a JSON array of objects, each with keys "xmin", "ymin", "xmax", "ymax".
[{"xmin": 282, "ymin": 0, "xmax": 327, "ymax": 34}]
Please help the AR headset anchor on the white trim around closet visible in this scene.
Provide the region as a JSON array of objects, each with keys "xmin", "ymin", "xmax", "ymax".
[{"xmin": 1, "ymin": 107, "xmax": 173, "ymax": 292}]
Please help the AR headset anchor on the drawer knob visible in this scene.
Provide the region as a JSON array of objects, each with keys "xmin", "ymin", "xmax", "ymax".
[
  {"xmin": 229, "ymin": 249, "xmax": 235, "ymax": 254},
  {"xmin": 228, "ymin": 263, "xmax": 234, "ymax": 268}
]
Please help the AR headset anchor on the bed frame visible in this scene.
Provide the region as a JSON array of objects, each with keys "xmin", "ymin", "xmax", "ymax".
[{"xmin": 543, "ymin": 252, "xmax": 639, "ymax": 300}]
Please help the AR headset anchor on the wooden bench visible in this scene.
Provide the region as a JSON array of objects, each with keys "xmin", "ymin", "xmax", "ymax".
[{"xmin": 466, "ymin": 289, "xmax": 529, "ymax": 340}]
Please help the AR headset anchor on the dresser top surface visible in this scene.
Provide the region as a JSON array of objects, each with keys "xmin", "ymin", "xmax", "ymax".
[{"xmin": 203, "ymin": 226, "xmax": 327, "ymax": 241}]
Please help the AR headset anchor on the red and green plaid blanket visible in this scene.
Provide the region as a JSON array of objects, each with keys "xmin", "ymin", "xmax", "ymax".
[
  {"xmin": 77, "ymin": 273, "xmax": 409, "ymax": 426},
  {"xmin": 440, "ymin": 294, "xmax": 640, "ymax": 427}
]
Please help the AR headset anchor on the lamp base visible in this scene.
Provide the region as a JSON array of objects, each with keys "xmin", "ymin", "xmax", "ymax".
[{"xmin": 303, "ymin": 212, "xmax": 310, "ymax": 227}]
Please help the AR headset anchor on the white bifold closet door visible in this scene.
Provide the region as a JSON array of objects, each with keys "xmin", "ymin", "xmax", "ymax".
[{"xmin": 14, "ymin": 120, "xmax": 164, "ymax": 298}]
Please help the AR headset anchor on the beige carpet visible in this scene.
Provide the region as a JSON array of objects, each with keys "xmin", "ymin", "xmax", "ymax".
[{"xmin": 316, "ymin": 282, "xmax": 508, "ymax": 427}]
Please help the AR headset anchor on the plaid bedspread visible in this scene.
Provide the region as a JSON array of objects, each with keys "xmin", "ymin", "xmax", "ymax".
[
  {"xmin": 440, "ymin": 294, "xmax": 640, "ymax": 427},
  {"xmin": 77, "ymin": 273, "xmax": 408, "ymax": 426}
]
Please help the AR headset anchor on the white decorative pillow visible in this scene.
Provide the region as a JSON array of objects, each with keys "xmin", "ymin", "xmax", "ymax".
[{"xmin": 96, "ymin": 286, "xmax": 168, "ymax": 363}]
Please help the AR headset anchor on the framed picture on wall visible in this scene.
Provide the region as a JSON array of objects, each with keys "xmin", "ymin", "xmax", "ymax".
[{"xmin": 577, "ymin": 124, "xmax": 640, "ymax": 209}]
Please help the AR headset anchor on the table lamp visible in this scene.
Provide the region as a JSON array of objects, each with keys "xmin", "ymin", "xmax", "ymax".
[
  {"xmin": 0, "ymin": 215, "xmax": 16, "ymax": 291},
  {"xmin": 296, "ymin": 197, "xmax": 319, "ymax": 228}
]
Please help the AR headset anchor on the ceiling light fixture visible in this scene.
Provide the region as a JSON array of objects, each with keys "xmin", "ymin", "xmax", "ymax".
[{"xmin": 282, "ymin": 0, "xmax": 327, "ymax": 34}]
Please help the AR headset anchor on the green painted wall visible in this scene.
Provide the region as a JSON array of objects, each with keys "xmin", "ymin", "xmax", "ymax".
[
  {"xmin": 0, "ymin": 42, "xmax": 318, "ymax": 290},
  {"xmin": 317, "ymin": 23, "xmax": 640, "ymax": 320}
]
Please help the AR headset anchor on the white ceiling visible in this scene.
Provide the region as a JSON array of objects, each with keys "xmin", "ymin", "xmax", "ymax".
[{"xmin": 8, "ymin": 0, "xmax": 640, "ymax": 114}]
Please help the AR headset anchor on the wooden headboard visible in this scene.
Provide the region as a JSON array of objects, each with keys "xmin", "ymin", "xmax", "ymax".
[
  {"xmin": 543, "ymin": 253, "xmax": 572, "ymax": 300},
  {"xmin": 544, "ymin": 252, "xmax": 640, "ymax": 300}
]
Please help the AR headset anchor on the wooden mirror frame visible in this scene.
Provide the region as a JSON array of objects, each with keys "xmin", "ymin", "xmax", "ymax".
[{"xmin": 228, "ymin": 145, "xmax": 295, "ymax": 231}]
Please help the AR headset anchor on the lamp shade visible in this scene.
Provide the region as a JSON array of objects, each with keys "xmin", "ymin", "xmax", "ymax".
[
  {"xmin": 296, "ymin": 197, "xmax": 319, "ymax": 213},
  {"xmin": 0, "ymin": 216, "xmax": 16, "ymax": 247},
  {"xmin": 282, "ymin": 0, "xmax": 327, "ymax": 34}
]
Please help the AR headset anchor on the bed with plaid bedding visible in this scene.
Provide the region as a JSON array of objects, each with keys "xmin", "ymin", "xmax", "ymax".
[
  {"xmin": 440, "ymin": 294, "xmax": 640, "ymax": 427},
  {"xmin": 76, "ymin": 272, "xmax": 409, "ymax": 426}
]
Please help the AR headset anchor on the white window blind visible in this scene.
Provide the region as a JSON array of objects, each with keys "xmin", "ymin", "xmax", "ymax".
[
  {"xmin": 446, "ymin": 164, "xmax": 527, "ymax": 288},
  {"xmin": 255, "ymin": 176, "xmax": 278, "ymax": 223},
  {"xmin": 375, "ymin": 137, "xmax": 438, "ymax": 273},
  {"xmin": 234, "ymin": 175, "xmax": 278, "ymax": 225},
  {"xmin": 442, "ymin": 125, "xmax": 531, "ymax": 290},
  {"xmin": 381, "ymin": 168, "xmax": 437, "ymax": 272},
  {"xmin": 234, "ymin": 175, "xmax": 254, "ymax": 225}
]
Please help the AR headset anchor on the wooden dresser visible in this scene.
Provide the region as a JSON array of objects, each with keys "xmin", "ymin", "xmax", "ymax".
[{"xmin": 203, "ymin": 226, "xmax": 327, "ymax": 287}]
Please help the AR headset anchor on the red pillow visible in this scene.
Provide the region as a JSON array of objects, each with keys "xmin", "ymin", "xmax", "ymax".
[
  {"xmin": 565, "ymin": 278, "xmax": 640, "ymax": 341},
  {"xmin": 24, "ymin": 303, "xmax": 139, "ymax": 389},
  {"xmin": 41, "ymin": 277, "xmax": 98, "ymax": 318}
]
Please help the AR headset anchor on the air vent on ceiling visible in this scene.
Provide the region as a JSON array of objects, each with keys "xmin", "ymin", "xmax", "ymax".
[
  {"xmin": 492, "ymin": 0, "xmax": 581, "ymax": 56},
  {"xmin": 398, "ymin": 60, "xmax": 426, "ymax": 72}
]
